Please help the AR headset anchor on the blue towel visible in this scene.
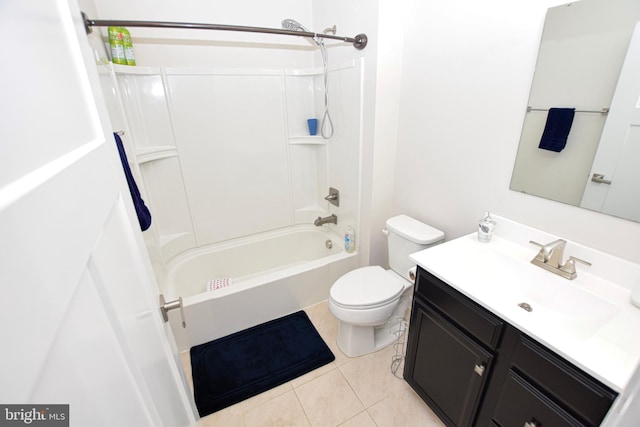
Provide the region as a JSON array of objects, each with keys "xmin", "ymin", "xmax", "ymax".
[
  {"xmin": 113, "ymin": 133, "xmax": 152, "ymax": 231},
  {"xmin": 538, "ymin": 108, "xmax": 575, "ymax": 152}
]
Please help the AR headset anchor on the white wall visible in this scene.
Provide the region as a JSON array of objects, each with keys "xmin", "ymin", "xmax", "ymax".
[
  {"xmin": 366, "ymin": 0, "xmax": 413, "ymax": 268},
  {"xmin": 389, "ymin": 0, "xmax": 640, "ymax": 264}
]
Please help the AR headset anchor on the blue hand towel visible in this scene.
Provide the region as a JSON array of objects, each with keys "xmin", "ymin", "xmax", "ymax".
[
  {"xmin": 538, "ymin": 108, "xmax": 576, "ymax": 152},
  {"xmin": 113, "ymin": 133, "xmax": 152, "ymax": 231}
]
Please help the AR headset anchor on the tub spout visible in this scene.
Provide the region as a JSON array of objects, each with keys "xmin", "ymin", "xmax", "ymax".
[{"xmin": 314, "ymin": 214, "xmax": 337, "ymax": 226}]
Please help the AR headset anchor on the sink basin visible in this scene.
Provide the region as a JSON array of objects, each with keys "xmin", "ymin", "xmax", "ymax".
[
  {"xmin": 468, "ymin": 249, "xmax": 620, "ymax": 340},
  {"xmin": 512, "ymin": 286, "xmax": 619, "ymax": 340},
  {"xmin": 410, "ymin": 215, "xmax": 640, "ymax": 392}
]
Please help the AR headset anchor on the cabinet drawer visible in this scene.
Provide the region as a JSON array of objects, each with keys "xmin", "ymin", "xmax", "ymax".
[
  {"xmin": 510, "ymin": 336, "xmax": 617, "ymax": 426},
  {"xmin": 415, "ymin": 267, "xmax": 504, "ymax": 350},
  {"xmin": 493, "ymin": 370, "xmax": 584, "ymax": 427}
]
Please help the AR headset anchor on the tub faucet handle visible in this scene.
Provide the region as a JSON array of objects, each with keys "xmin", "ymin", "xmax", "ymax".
[{"xmin": 324, "ymin": 187, "xmax": 339, "ymax": 207}]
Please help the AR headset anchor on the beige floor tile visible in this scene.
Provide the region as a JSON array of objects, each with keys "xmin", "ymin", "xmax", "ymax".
[
  {"xmin": 367, "ymin": 385, "xmax": 445, "ymax": 427},
  {"xmin": 244, "ymin": 390, "xmax": 310, "ymax": 427},
  {"xmin": 294, "ymin": 369, "xmax": 364, "ymax": 427},
  {"xmin": 303, "ymin": 300, "xmax": 336, "ymax": 334},
  {"xmin": 289, "ymin": 361, "xmax": 337, "ymax": 388},
  {"xmin": 339, "ymin": 343, "xmax": 408, "ymax": 408},
  {"xmin": 304, "ymin": 301, "xmax": 350, "ymax": 367},
  {"xmin": 322, "ymin": 333, "xmax": 351, "ymax": 368},
  {"xmin": 338, "ymin": 411, "xmax": 377, "ymax": 427},
  {"xmin": 180, "ymin": 350, "xmax": 194, "ymax": 393},
  {"xmin": 198, "ymin": 404, "xmax": 245, "ymax": 427},
  {"xmin": 238, "ymin": 382, "xmax": 293, "ymax": 413}
]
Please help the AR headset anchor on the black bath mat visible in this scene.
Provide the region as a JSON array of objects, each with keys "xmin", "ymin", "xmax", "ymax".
[{"xmin": 190, "ymin": 310, "xmax": 335, "ymax": 417}]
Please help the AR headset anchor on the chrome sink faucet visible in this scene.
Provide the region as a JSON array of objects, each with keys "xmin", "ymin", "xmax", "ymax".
[
  {"xmin": 530, "ymin": 239, "xmax": 566, "ymax": 268},
  {"xmin": 529, "ymin": 239, "xmax": 591, "ymax": 280}
]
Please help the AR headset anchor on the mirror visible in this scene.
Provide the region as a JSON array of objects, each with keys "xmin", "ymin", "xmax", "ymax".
[{"xmin": 510, "ymin": 0, "xmax": 640, "ymax": 222}]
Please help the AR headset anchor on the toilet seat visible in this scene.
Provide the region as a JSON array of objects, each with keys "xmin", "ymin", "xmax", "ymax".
[{"xmin": 330, "ymin": 266, "xmax": 405, "ymax": 310}]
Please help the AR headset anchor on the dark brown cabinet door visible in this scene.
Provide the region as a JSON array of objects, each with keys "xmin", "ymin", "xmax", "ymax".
[
  {"xmin": 492, "ymin": 370, "xmax": 585, "ymax": 427},
  {"xmin": 405, "ymin": 298, "xmax": 493, "ymax": 426}
]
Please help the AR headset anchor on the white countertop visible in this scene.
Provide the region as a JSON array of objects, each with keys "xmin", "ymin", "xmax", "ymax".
[{"xmin": 409, "ymin": 216, "xmax": 640, "ymax": 392}]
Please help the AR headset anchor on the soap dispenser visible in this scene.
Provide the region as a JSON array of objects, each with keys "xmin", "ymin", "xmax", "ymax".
[{"xmin": 478, "ymin": 211, "xmax": 496, "ymax": 243}]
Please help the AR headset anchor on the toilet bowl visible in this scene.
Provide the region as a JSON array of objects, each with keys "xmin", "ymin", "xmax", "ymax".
[
  {"xmin": 329, "ymin": 266, "xmax": 408, "ymax": 326},
  {"xmin": 329, "ymin": 215, "xmax": 444, "ymax": 357}
]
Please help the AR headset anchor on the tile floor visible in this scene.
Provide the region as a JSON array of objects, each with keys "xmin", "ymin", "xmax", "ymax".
[{"xmin": 180, "ymin": 300, "xmax": 445, "ymax": 427}]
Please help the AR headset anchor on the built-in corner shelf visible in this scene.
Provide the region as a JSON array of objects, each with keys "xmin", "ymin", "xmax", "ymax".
[
  {"xmin": 284, "ymin": 60, "xmax": 355, "ymax": 76},
  {"xmin": 288, "ymin": 136, "xmax": 328, "ymax": 145},
  {"xmin": 136, "ymin": 146, "xmax": 178, "ymax": 164},
  {"xmin": 111, "ymin": 63, "xmax": 162, "ymax": 75}
]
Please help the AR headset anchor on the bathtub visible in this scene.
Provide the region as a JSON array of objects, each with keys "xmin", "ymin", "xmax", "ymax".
[{"xmin": 164, "ymin": 225, "xmax": 359, "ymax": 351}]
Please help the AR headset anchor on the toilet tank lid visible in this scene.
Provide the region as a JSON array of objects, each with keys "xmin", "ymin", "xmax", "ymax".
[{"xmin": 386, "ymin": 215, "xmax": 445, "ymax": 245}]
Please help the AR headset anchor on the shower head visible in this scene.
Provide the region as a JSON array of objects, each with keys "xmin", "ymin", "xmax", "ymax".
[
  {"xmin": 281, "ymin": 18, "xmax": 310, "ymax": 33},
  {"xmin": 281, "ymin": 18, "xmax": 322, "ymax": 46}
]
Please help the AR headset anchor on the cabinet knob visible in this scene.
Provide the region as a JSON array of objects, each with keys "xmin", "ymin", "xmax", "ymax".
[
  {"xmin": 524, "ymin": 420, "xmax": 539, "ymax": 427},
  {"xmin": 474, "ymin": 363, "xmax": 485, "ymax": 376}
]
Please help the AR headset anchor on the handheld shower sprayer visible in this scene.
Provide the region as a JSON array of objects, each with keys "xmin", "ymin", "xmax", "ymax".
[
  {"xmin": 281, "ymin": 19, "xmax": 322, "ymax": 46},
  {"xmin": 281, "ymin": 18, "xmax": 309, "ymax": 33}
]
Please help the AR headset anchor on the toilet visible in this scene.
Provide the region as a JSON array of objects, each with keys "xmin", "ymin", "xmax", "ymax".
[{"xmin": 329, "ymin": 215, "xmax": 444, "ymax": 357}]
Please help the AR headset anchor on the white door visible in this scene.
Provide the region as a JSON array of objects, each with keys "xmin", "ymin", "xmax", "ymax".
[
  {"xmin": 0, "ymin": 1, "xmax": 197, "ymax": 426},
  {"xmin": 580, "ymin": 23, "xmax": 640, "ymax": 221}
]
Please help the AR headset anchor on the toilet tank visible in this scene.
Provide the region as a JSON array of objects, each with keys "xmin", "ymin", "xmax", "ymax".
[{"xmin": 386, "ymin": 215, "xmax": 444, "ymax": 277}]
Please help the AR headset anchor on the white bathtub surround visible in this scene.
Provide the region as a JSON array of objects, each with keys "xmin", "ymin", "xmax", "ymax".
[
  {"xmin": 410, "ymin": 214, "xmax": 640, "ymax": 424},
  {"xmin": 102, "ymin": 61, "xmax": 362, "ymax": 263},
  {"xmin": 165, "ymin": 226, "xmax": 359, "ymax": 350}
]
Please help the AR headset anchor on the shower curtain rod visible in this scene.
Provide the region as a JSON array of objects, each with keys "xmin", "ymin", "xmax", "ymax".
[{"xmin": 81, "ymin": 12, "xmax": 368, "ymax": 50}]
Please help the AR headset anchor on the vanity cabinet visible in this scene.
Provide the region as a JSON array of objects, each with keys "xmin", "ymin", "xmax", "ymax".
[{"xmin": 404, "ymin": 267, "xmax": 617, "ymax": 427}]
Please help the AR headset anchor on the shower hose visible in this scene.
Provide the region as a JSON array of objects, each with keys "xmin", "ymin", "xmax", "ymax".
[{"xmin": 316, "ymin": 36, "xmax": 334, "ymax": 139}]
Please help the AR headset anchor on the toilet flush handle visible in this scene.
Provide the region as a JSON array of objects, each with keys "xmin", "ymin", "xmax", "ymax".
[{"xmin": 382, "ymin": 228, "xmax": 389, "ymax": 236}]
